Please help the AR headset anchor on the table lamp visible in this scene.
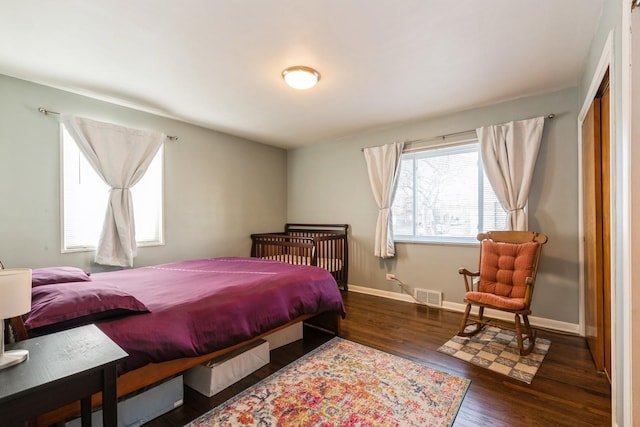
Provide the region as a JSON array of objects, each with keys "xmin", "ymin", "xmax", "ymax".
[{"xmin": 0, "ymin": 268, "xmax": 32, "ymax": 370}]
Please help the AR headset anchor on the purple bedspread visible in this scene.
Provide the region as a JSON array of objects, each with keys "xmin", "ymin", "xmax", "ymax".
[{"xmin": 33, "ymin": 258, "xmax": 345, "ymax": 374}]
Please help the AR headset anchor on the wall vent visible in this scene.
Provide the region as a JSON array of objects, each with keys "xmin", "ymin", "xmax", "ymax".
[{"xmin": 414, "ymin": 288, "xmax": 442, "ymax": 307}]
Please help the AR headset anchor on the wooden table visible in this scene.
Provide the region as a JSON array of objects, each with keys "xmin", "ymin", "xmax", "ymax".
[{"xmin": 0, "ymin": 324, "xmax": 127, "ymax": 427}]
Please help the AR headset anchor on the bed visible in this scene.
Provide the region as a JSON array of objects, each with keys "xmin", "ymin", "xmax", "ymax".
[
  {"xmin": 250, "ymin": 223, "xmax": 349, "ymax": 290},
  {"xmin": 17, "ymin": 257, "xmax": 345, "ymax": 426}
]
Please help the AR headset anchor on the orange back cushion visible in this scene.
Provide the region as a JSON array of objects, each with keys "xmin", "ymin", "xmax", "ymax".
[{"xmin": 478, "ymin": 240, "xmax": 539, "ymax": 298}]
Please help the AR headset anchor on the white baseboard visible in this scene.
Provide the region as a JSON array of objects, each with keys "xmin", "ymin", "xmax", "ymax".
[
  {"xmin": 348, "ymin": 284, "xmax": 416, "ymax": 303},
  {"xmin": 442, "ymin": 301, "xmax": 580, "ymax": 335},
  {"xmin": 347, "ymin": 284, "xmax": 580, "ymax": 335}
]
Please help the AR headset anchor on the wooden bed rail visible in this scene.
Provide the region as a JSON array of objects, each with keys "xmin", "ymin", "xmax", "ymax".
[
  {"xmin": 250, "ymin": 235, "xmax": 317, "ymax": 262},
  {"xmin": 35, "ymin": 312, "xmax": 341, "ymax": 426},
  {"xmin": 285, "ymin": 223, "xmax": 349, "ymax": 233}
]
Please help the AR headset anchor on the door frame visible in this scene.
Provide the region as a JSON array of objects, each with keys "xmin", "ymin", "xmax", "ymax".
[{"xmin": 622, "ymin": 1, "xmax": 636, "ymax": 424}]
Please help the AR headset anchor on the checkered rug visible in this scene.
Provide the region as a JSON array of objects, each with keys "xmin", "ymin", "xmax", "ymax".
[{"xmin": 437, "ymin": 326, "xmax": 551, "ymax": 384}]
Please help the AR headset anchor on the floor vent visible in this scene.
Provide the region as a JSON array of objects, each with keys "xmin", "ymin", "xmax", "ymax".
[{"xmin": 414, "ymin": 288, "xmax": 442, "ymax": 307}]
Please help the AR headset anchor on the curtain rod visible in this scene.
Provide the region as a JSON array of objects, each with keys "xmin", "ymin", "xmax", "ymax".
[
  {"xmin": 360, "ymin": 114, "xmax": 555, "ymax": 152},
  {"xmin": 38, "ymin": 107, "xmax": 179, "ymax": 141}
]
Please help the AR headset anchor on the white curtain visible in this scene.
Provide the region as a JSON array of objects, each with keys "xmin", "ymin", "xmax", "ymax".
[
  {"xmin": 363, "ymin": 141, "xmax": 404, "ymax": 258},
  {"xmin": 62, "ymin": 114, "xmax": 165, "ymax": 267},
  {"xmin": 477, "ymin": 117, "xmax": 544, "ymax": 231}
]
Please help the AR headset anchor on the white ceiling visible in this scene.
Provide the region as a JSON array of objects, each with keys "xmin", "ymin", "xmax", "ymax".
[{"xmin": 0, "ymin": 1, "xmax": 603, "ymax": 149}]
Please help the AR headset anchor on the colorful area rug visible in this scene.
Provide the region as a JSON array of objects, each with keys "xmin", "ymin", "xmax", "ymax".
[
  {"xmin": 185, "ymin": 337, "xmax": 469, "ymax": 427},
  {"xmin": 437, "ymin": 326, "xmax": 551, "ymax": 384}
]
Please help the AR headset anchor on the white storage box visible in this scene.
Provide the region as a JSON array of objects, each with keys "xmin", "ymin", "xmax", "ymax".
[
  {"xmin": 264, "ymin": 322, "xmax": 303, "ymax": 350},
  {"xmin": 184, "ymin": 339, "xmax": 270, "ymax": 397},
  {"xmin": 63, "ymin": 375, "xmax": 184, "ymax": 427}
]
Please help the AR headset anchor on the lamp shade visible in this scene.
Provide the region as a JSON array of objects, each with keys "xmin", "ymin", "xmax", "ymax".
[{"xmin": 0, "ymin": 268, "xmax": 32, "ymax": 318}]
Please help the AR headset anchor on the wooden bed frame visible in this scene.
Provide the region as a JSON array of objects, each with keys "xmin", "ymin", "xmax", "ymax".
[
  {"xmin": 32, "ymin": 311, "xmax": 340, "ymax": 426},
  {"xmin": 251, "ymin": 223, "xmax": 349, "ymax": 290}
]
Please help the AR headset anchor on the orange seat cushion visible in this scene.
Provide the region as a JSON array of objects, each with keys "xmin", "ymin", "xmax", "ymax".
[
  {"xmin": 477, "ymin": 240, "xmax": 539, "ymax": 301},
  {"xmin": 465, "ymin": 291, "xmax": 527, "ymax": 310}
]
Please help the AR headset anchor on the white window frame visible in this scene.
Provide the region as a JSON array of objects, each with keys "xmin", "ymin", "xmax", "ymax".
[
  {"xmin": 392, "ymin": 139, "xmax": 507, "ymax": 244},
  {"xmin": 60, "ymin": 125, "xmax": 165, "ymax": 253}
]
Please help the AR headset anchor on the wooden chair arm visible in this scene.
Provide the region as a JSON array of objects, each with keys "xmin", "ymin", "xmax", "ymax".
[
  {"xmin": 458, "ymin": 268, "xmax": 480, "ymax": 292},
  {"xmin": 458, "ymin": 268, "xmax": 479, "ymax": 276}
]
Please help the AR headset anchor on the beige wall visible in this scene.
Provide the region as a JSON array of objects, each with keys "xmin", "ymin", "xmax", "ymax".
[
  {"xmin": 0, "ymin": 74, "xmax": 287, "ymax": 271},
  {"xmin": 288, "ymin": 87, "xmax": 580, "ymax": 325}
]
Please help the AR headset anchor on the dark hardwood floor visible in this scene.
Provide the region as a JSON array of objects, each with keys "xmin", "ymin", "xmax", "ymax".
[{"xmin": 146, "ymin": 291, "xmax": 611, "ymax": 427}]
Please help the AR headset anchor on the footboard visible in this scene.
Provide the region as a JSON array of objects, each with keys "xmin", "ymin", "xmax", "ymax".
[{"xmin": 251, "ymin": 224, "xmax": 349, "ymax": 290}]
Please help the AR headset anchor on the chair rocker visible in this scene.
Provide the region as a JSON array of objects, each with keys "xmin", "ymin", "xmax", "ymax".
[{"xmin": 458, "ymin": 230, "xmax": 548, "ymax": 356}]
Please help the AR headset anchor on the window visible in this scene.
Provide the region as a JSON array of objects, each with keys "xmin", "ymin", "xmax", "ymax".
[
  {"xmin": 61, "ymin": 125, "xmax": 164, "ymax": 251},
  {"xmin": 392, "ymin": 140, "xmax": 506, "ymax": 243}
]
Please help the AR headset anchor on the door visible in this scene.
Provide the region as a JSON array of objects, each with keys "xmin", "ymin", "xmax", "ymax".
[
  {"xmin": 582, "ymin": 97, "xmax": 603, "ymax": 371},
  {"xmin": 582, "ymin": 71, "xmax": 611, "ymax": 380},
  {"xmin": 600, "ymin": 82, "xmax": 611, "ymax": 380}
]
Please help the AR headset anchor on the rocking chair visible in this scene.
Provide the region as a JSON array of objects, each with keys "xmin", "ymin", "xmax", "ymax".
[{"xmin": 458, "ymin": 230, "xmax": 548, "ymax": 356}]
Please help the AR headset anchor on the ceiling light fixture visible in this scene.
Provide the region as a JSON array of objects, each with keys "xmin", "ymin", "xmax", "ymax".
[{"xmin": 282, "ymin": 66, "xmax": 321, "ymax": 90}]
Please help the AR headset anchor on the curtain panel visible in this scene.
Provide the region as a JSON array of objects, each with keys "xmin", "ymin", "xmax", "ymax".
[
  {"xmin": 62, "ymin": 115, "xmax": 165, "ymax": 267},
  {"xmin": 476, "ymin": 117, "xmax": 544, "ymax": 231},
  {"xmin": 363, "ymin": 141, "xmax": 404, "ymax": 258}
]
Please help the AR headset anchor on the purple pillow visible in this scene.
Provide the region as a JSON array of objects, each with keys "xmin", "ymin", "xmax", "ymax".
[
  {"xmin": 31, "ymin": 266, "xmax": 92, "ymax": 287},
  {"xmin": 24, "ymin": 281, "xmax": 149, "ymax": 330}
]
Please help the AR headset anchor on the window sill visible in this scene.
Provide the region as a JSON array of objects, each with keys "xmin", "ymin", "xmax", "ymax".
[
  {"xmin": 62, "ymin": 241, "xmax": 164, "ymax": 254},
  {"xmin": 393, "ymin": 238, "xmax": 479, "ymax": 247}
]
